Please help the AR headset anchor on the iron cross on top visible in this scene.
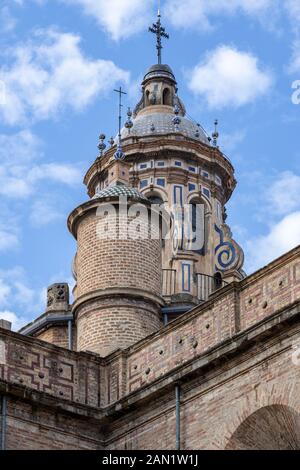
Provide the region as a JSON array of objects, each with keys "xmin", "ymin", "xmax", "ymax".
[{"xmin": 149, "ymin": 11, "xmax": 169, "ymax": 65}]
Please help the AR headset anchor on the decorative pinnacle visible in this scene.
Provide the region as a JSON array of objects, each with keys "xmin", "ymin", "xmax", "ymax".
[
  {"xmin": 149, "ymin": 9, "xmax": 169, "ymax": 65},
  {"xmin": 172, "ymin": 105, "xmax": 181, "ymax": 131},
  {"xmin": 125, "ymin": 107, "xmax": 133, "ymax": 134},
  {"xmin": 212, "ymin": 119, "xmax": 219, "ymax": 147},
  {"xmin": 114, "ymin": 143, "xmax": 126, "ymax": 161},
  {"xmin": 98, "ymin": 134, "xmax": 106, "ymax": 157}
]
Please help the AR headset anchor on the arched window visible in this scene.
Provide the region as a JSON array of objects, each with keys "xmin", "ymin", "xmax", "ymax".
[
  {"xmin": 147, "ymin": 195, "xmax": 164, "ymax": 205},
  {"xmin": 146, "ymin": 193, "xmax": 168, "ymax": 245},
  {"xmin": 162, "ymin": 88, "xmax": 171, "ymax": 106},
  {"xmin": 185, "ymin": 198, "xmax": 205, "ymax": 254},
  {"xmin": 145, "ymin": 90, "xmax": 150, "ymax": 106}
]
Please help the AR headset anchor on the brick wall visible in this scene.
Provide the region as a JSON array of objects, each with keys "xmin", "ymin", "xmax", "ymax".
[
  {"xmin": 126, "ymin": 290, "xmax": 237, "ymax": 393},
  {"xmin": 76, "ymin": 208, "xmax": 161, "ymax": 298},
  {"xmin": 1, "ymin": 246, "xmax": 300, "ymax": 449},
  {"xmin": 34, "ymin": 326, "xmax": 69, "ymax": 349},
  {"xmin": 104, "ymin": 321, "xmax": 300, "ymax": 450},
  {"xmin": 2, "ymin": 246, "xmax": 299, "ymax": 410},
  {"xmin": 0, "ymin": 329, "xmax": 103, "ymax": 407},
  {"xmin": 240, "ymin": 255, "xmax": 300, "ymax": 330},
  {"xmin": 34, "ymin": 324, "xmax": 77, "ymax": 351},
  {"xmin": 115, "ymin": 247, "xmax": 300, "ymax": 396},
  {"xmin": 77, "ymin": 298, "xmax": 161, "ymax": 356},
  {"xmin": 73, "ymin": 202, "xmax": 163, "ymax": 355},
  {"xmin": 4, "ymin": 396, "xmax": 103, "ymax": 450}
]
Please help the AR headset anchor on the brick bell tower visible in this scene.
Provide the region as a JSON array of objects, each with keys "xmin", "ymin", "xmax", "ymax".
[
  {"xmin": 68, "ymin": 185, "xmax": 165, "ymax": 356},
  {"xmin": 67, "ymin": 11, "xmax": 245, "ymax": 355}
]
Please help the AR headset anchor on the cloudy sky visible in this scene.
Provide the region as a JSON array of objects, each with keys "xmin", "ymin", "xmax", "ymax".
[{"xmin": 0, "ymin": 0, "xmax": 300, "ymax": 330}]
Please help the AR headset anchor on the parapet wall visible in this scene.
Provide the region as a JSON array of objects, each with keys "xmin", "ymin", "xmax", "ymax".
[
  {"xmin": 124, "ymin": 245, "xmax": 300, "ymax": 395},
  {"xmin": 0, "ymin": 331, "xmax": 102, "ymax": 407},
  {"xmin": 0, "ymin": 245, "xmax": 299, "ymax": 409}
]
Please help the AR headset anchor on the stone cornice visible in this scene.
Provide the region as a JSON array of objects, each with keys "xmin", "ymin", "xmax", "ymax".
[
  {"xmin": 72, "ymin": 287, "xmax": 165, "ymax": 317},
  {"xmin": 83, "ymin": 137, "xmax": 235, "ymax": 200}
]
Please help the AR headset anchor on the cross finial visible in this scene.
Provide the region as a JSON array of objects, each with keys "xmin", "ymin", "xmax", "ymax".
[
  {"xmin": 212, "ymin": 119, "xmax": 219, "ymax": 148},
  {"xmin": 113, "ymin": 86, "xmax": 127, "ymax": 160},
  {"xmin": 149, "ymin": 8, "xmax": 169, "ymax": 65}
]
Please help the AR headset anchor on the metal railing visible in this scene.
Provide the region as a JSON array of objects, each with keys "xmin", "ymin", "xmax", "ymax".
[
  {"xmin": 162, "ymin": 269, "xmax": 176, "ymax": 296},
  {"xmin": 196, "ymin": 273, "xmax": 228, "ymax": 302}
]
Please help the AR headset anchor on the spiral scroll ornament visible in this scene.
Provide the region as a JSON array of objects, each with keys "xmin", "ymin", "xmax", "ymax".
[{"xmin": 214, "ymin": 224, "xmax": 237, "ymax": 271}]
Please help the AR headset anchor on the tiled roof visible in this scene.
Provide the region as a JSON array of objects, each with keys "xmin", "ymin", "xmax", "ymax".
[{"xmin": 92, "ymin": 184, "xmax": 148, "ymax": 202}]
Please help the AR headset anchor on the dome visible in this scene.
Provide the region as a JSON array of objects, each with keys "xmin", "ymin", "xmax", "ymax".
[
  {"xmin": 143, "ymin": 64, "xmax": 176, "ymax": 83},
  {"xmin": 121, "ymin": 112, "xmax": 209, "ymax": 144},
  {"xmin": 92, "ymin": 184, "xmax": 148, "ymax": 202}
]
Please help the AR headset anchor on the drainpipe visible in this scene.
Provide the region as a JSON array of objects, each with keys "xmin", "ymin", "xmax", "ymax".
[
  {"xmin": 175, "ymin": 384, "xmax": 181, "ymax": 450},
  {"xmin": 163, "ymin": 313, "xmax": 168, "ymax": 326},
  {"xmin": 68, "ymin": 320, "xmax": 73, "ymax": 351},
  {"xmin": 1, "ymin": 395, "xmax": 7, "ymax": 451}
]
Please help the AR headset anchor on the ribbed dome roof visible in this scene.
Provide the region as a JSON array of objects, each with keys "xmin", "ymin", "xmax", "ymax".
[
  {"xmin": 92, "ymin": 184, "xmax": 148, "ymax": 202},
  {"xmin": 121, "ymin": 112, "xmax": 209, "ymax": 144}
]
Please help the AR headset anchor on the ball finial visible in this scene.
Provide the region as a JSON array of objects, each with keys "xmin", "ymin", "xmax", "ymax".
[{"xmin": 98, "ymin": 134, "xmax": 106, "ymax": 157}]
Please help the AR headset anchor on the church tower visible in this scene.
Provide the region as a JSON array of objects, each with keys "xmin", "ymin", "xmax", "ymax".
[
  {"xmin": 67, "ymin": 11, "xmax": 245, "ymax": 355},
  {"xmin": 5, "ymin": 8, "xmax": 300, "ymax": 454},
  {"xmin": 21, "ymin": 11, "xmax": 245, "ymax": 355}
]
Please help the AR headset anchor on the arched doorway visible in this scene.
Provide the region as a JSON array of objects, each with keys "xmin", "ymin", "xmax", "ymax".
[{"xmin": 226, "ymin": 405, "xmax": 300, "ymax": 450}]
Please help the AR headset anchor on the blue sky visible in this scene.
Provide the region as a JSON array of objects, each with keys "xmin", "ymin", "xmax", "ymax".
[{"xmin": 0, "ymin": 0, "xmax": 300, "ymax": 330}]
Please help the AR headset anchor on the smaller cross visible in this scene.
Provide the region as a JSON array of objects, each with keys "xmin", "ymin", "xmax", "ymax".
[
  {"xmin": 114, "ymin": 86, "xmax": 127, "ymax": 142},
  {"xmin": 113, "ymin": 86, "xmax": 127, "ymax": 160},
  {"xmin": 149, "ymin": 11, "xmax": 169, "ymax": 65}
]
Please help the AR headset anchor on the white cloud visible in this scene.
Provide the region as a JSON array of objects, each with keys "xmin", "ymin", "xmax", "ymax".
[
  {"xmin": 62, "ymin": 0, "xmax": 155, "ymax": 40},
  {"xmin": 219, "ymin": 129, "xmax": 246, "ymax": 153},
  {"xmin": 165, "ymin": 0, "xmax": 276, "ymax": 32},
  {"xmin": 240, "ymin": 170, "xmax": 300, "ymax": 273},
  {"xmin": 0, "ymin": 129, "xmax": 42, "ymax": 166},
  {"xmin": 30, "ymin": 199, "xmax": 64, "ymax": 227},
  {"xmin": 0, "ymin": 29, "xmax": 129, "ymax": 125},
  {"xmin": 0, "ymin": 203, "xmax": 20, "ymax": 251},
  {"xmin": 0, "ymin": 130, "xmax": 82, "ymax": 199},
  {"xmin": 265, "ymin": 171, "xmax": 300, "ymax": 216},
  {"xmin": 246, "ymin": 211, "xmax": 300, "ymax": 272},
  {"xmin": 188, "ymin": 45, "xmax": 273, "ymax": 109},
  {"xmin": 285, "ymin": 0, "xmax": 300, "ymax": 23},
  {"xmin": 0, "ymin": 267, "xmax": 45, "ymax": 329},
  {"xmin": 0, "ymin": 225, "xmax": 19, "ymax": 251},
  {"xmin": 0, "ymin": 280, "xmax": 11, "ymax": 305},
  {"xmin": 0, "ymin": 6, "xmax": 17, "ymax": 33},
  {"xmin": 29, "ymin": 163, "xmax": 81, "ymax": 186}
]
